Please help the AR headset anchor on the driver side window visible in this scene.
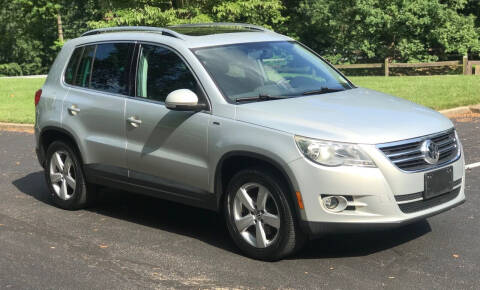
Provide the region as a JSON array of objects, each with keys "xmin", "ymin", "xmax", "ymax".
[{"xmin": 136, "ymin": 44, "xmax": 200, "ymax": 102}]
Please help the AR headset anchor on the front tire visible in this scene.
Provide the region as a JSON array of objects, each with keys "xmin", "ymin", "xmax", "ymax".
[
  {"xmin": 44, "ymin": 141, "xmax": 91, "ymax": 210},
  {"xmin": 224, "ymin": 168, "xmax": 305, "ymax": 261}
]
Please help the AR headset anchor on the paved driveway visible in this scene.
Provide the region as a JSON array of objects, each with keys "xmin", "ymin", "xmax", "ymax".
[{"xmin": 0, "ymin": 116, "xmax": 479, "ymax": 289}]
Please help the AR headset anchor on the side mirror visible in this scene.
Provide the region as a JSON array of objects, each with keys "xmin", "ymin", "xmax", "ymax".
[{"xmin": 165, "ymin": 89, "xmax": 207, "ymax": 111}]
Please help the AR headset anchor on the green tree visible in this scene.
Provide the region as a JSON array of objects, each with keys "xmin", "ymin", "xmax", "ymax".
[
  {"xmin": 0, "ymin": 0, "xmax": 47, "ymax": 74},
  {"xmin": 87, "ymin": 6, "xmax": 213, "ymax": 28},
  {"xmin": 1, "ymin": 0, "xmax": 479, "ymax": 75},
  {"xmin": 294, "ymin": 0, "xmax": 480, "ymax": 63},
  {"xmin": 462, "ymin": 0, "xmax": 480, "ymax": 27},
  {"xmin": 87, "ymin": 0, "xmax": 287, "ymax": 31},
  {"xmin": 213, "ymin": 0, "xmax": 287, "ymax": 29}
]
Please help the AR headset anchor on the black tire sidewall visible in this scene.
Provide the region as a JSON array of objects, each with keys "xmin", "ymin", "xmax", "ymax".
[
  {"xmin": 44, "ymin": 141, "xmax": 87, "ymax": 210},
  {"xmin": 224, "ymin": 169, "xmax": 296, "ymax": 261}
]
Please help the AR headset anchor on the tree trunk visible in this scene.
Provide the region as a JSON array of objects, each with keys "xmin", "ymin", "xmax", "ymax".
[
  {"xmin": 57, "ymin": 13, "xmax": 64, "ymax": 43},
  {"xmin": 173, "ymin": 0, "xmax": 185, "ymax": 8}
]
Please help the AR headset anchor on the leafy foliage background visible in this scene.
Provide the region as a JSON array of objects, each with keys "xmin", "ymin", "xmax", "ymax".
[{"xmin": 0, "ymin": 0, "xmax": 479, "ymax": 75}]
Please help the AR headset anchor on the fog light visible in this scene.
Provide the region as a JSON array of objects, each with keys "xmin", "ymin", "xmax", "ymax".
[
  {"xmin": 324, "ymin": 196, "xmax": 339, "ymax": 209},
  {"xmin": 322, "ymin": 196, "xmax": 348, "ymax": 212}
]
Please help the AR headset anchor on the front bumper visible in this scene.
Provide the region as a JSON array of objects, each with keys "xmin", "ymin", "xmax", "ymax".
[
  {"xmin": 35, "ymin": 146, "xmax": 45, "ymax": 168},
  {"xmin": 304, "ymin": 198, "xmax": 465, "ymax": 237},
  {"xmin": 289, "ymin": 142, "xmax": 466, "ymax": 236}
]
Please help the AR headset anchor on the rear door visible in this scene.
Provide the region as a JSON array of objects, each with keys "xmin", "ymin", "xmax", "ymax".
[
  {"xmin": 62, "ymin": 42, "xmax": 134, "ymax": 176},
  {"xmin": 124, "ymin": 43, "xmax": 211, "ymax": 198}
]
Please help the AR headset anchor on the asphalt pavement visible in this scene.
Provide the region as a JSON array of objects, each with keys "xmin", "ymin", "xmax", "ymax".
[{"xmin": 0, "ymin": 116, "xmax": 479, "ymax": 289}]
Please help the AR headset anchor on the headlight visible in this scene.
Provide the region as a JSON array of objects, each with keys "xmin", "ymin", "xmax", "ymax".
[{"xmin": 294, "ymin": 136, "xmax": 376, "ymax": 167}]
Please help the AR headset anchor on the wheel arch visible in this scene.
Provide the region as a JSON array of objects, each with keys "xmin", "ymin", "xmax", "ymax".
[
  {"xmin": 38, "ymin": 126, "xmax": 84, "ymax": 168},
  {"xmin": 214, "ymin": 151, "xmax": 302, "ymax": 221}
]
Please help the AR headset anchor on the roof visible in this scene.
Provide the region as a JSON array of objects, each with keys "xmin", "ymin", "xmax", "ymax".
[
  {"xmin": 79, "ymin": 23, "xmax": 292, "ymax": 49},
  {"xmin": 168, "ymin": 23, "xmax": 269, "ymax": 36}
]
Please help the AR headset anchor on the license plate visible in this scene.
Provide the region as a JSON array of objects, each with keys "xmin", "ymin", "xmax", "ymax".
[{"xmin": 424, "ymin": 166, "xmax": 453, "ymax": 200}]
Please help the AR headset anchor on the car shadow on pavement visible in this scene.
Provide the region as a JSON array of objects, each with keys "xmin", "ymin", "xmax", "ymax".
[
  {"xmin": 294, "ymin": 220, "xmax": 431, "ymax": 259},
  {"xmin": 90, "ymin": 186, "xmax": 240, "ymax": 254},
  {"xmin": 13, "ymin": 171, "xmax": 431, "ymax": 259},
  {"xmin": 12, "ymin": 171, "xmax": 239, "ymax": 255},
  {"xmin": 12, "ymin": 171, "xmax": 55, "ymax": 206}
]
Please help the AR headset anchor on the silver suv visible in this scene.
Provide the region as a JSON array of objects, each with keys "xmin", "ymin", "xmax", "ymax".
[{"xmin": 35, "ymin": 23, "xmax": 465, "ymax": 260}]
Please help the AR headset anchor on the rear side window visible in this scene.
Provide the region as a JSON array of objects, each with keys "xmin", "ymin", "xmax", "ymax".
[
  {"xmin": 64, "ymin": 47, "xmax": 83, "ymax": 85},
  {"xmin": 90, "ymin": 43, "xmax": 133, "ymax": 95},
  {"xmin": 74, "ymin": 45, "xmax": 95, "ymax": 88},
  {"xmin": 66, "ymin": 43, "xmax": 133, "ymax": 95}
]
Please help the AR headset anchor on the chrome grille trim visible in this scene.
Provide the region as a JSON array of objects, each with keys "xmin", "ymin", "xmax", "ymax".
[
  {"xmin": 398, "ymin": 187, "xmax": 461, "ymax": 213},
  {"xmin": 394, "ymin": 178, "xmax": 462, "ymax": 204},
  {"xmin": 394, "ymin": 178, "xmax": 462, "ymax": 213},
  {"xmin": 386, "ymin": 148, "xmax": 421, "ymax": 158},
  {"xmin": 437, "ymin": 138, "xmax": 454, "ymax": 147},
  {"xmin": 396, "ymin": 197, "xmax": 423, "ymax": 205},
  {"xmin": 377, "ymin": 129, "xmax": 460, "ymax": 172}
]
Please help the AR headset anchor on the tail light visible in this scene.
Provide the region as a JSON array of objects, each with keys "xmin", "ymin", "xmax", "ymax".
[{"xmin": 34, "ymin": 89, "xmax": 42, "ymax": 106}]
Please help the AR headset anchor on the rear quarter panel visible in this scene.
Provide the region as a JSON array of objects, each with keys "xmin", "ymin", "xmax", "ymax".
[{"xmin": 35, "ymin": 41, "xmax": 74, "ymax": 145}]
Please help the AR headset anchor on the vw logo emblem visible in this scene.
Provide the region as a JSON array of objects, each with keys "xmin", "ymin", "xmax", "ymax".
[{"xmin": 420, "ymin": 139, "xmax": 440, "ymax": 164}]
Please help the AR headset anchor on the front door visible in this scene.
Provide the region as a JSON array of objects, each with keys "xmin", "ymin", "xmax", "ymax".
[{"xmin": 125, "ymin": 43, "xmax": 211, "ymax": 198}]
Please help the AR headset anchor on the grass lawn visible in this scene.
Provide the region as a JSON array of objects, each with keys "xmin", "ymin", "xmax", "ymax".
[
  {"xmin": 350, "ymin": 75, "xmax": 480, "ymax": 111},
  {"xmin": 1, "ymin": 75, "xmax": 479, "ymax": 124},
  {"xmin": 0, "ymin": 77, "xmax": 45, "ymax": 124}
]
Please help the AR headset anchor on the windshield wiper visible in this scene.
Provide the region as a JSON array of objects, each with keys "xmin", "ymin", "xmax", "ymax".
[
  {"xmin": 235, "ymin": 94, "xmax": 288, "ymax": 103},
  {"xmin": 302, "ymin": 87, "xmax": 345, "ymax": 96}
]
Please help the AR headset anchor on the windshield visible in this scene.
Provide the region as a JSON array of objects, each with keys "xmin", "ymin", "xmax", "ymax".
[{"xmin": 193, "ymin": 41, "xmax": 353, "ymax": 102}]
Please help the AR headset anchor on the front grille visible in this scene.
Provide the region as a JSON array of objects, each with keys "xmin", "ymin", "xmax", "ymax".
[
  {"xmin": 398, "ymin": 186, "xmax": 461, "ymax": 213},
  {"xmin": 378, "ymin": 129, "xmax": 459, "ymax": 172}
]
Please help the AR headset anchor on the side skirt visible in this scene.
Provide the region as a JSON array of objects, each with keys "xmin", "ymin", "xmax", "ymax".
[{"xmin": 84, "ymin": 164, "xmax": 217, "ymax": 211}]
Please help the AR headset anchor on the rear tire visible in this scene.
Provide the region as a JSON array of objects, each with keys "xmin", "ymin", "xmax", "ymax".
[
  {"xmin": 223, "ymin": 167, "xmax": 305, "ymax": 261},
  {"xmin": 44, "ymin": 141, "xmax": 92, "ymax": 210}
]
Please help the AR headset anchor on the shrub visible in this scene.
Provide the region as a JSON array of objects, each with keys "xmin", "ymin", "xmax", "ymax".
[{"xmin": 0, "ymin": 63, "xmax": 23, "ymax": 76}]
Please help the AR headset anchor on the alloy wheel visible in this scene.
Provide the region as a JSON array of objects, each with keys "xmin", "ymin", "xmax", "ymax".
[
  {"xmin": 49, "ymin": 150, "xmax": 76, "ymax": 200},
  {"xmin": 232, "ymin": 182, "xmax": 281, "ymax": 248}
]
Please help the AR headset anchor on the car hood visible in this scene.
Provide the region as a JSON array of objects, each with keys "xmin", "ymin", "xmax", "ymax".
[{"xmin": 235, "ymin": 88, "xmax": 453, "ymax": 144}]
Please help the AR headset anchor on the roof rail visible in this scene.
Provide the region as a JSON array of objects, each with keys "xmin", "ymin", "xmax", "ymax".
[
  {"xmin": 81, "ymin": 26, "xmax": 184, "ymax": 39},
  {"xmin": 168, "ymin": 22, "xmax": 271, "ymax": 32}
]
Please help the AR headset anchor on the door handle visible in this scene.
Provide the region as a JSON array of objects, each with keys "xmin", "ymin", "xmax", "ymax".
[
  {"xmin": 68, "ymin": 105, "xmax": 80, "ymax": 115},
  {"xmin": 127, "ymin": 116, "xmax": 142, "ymax": 127}
]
